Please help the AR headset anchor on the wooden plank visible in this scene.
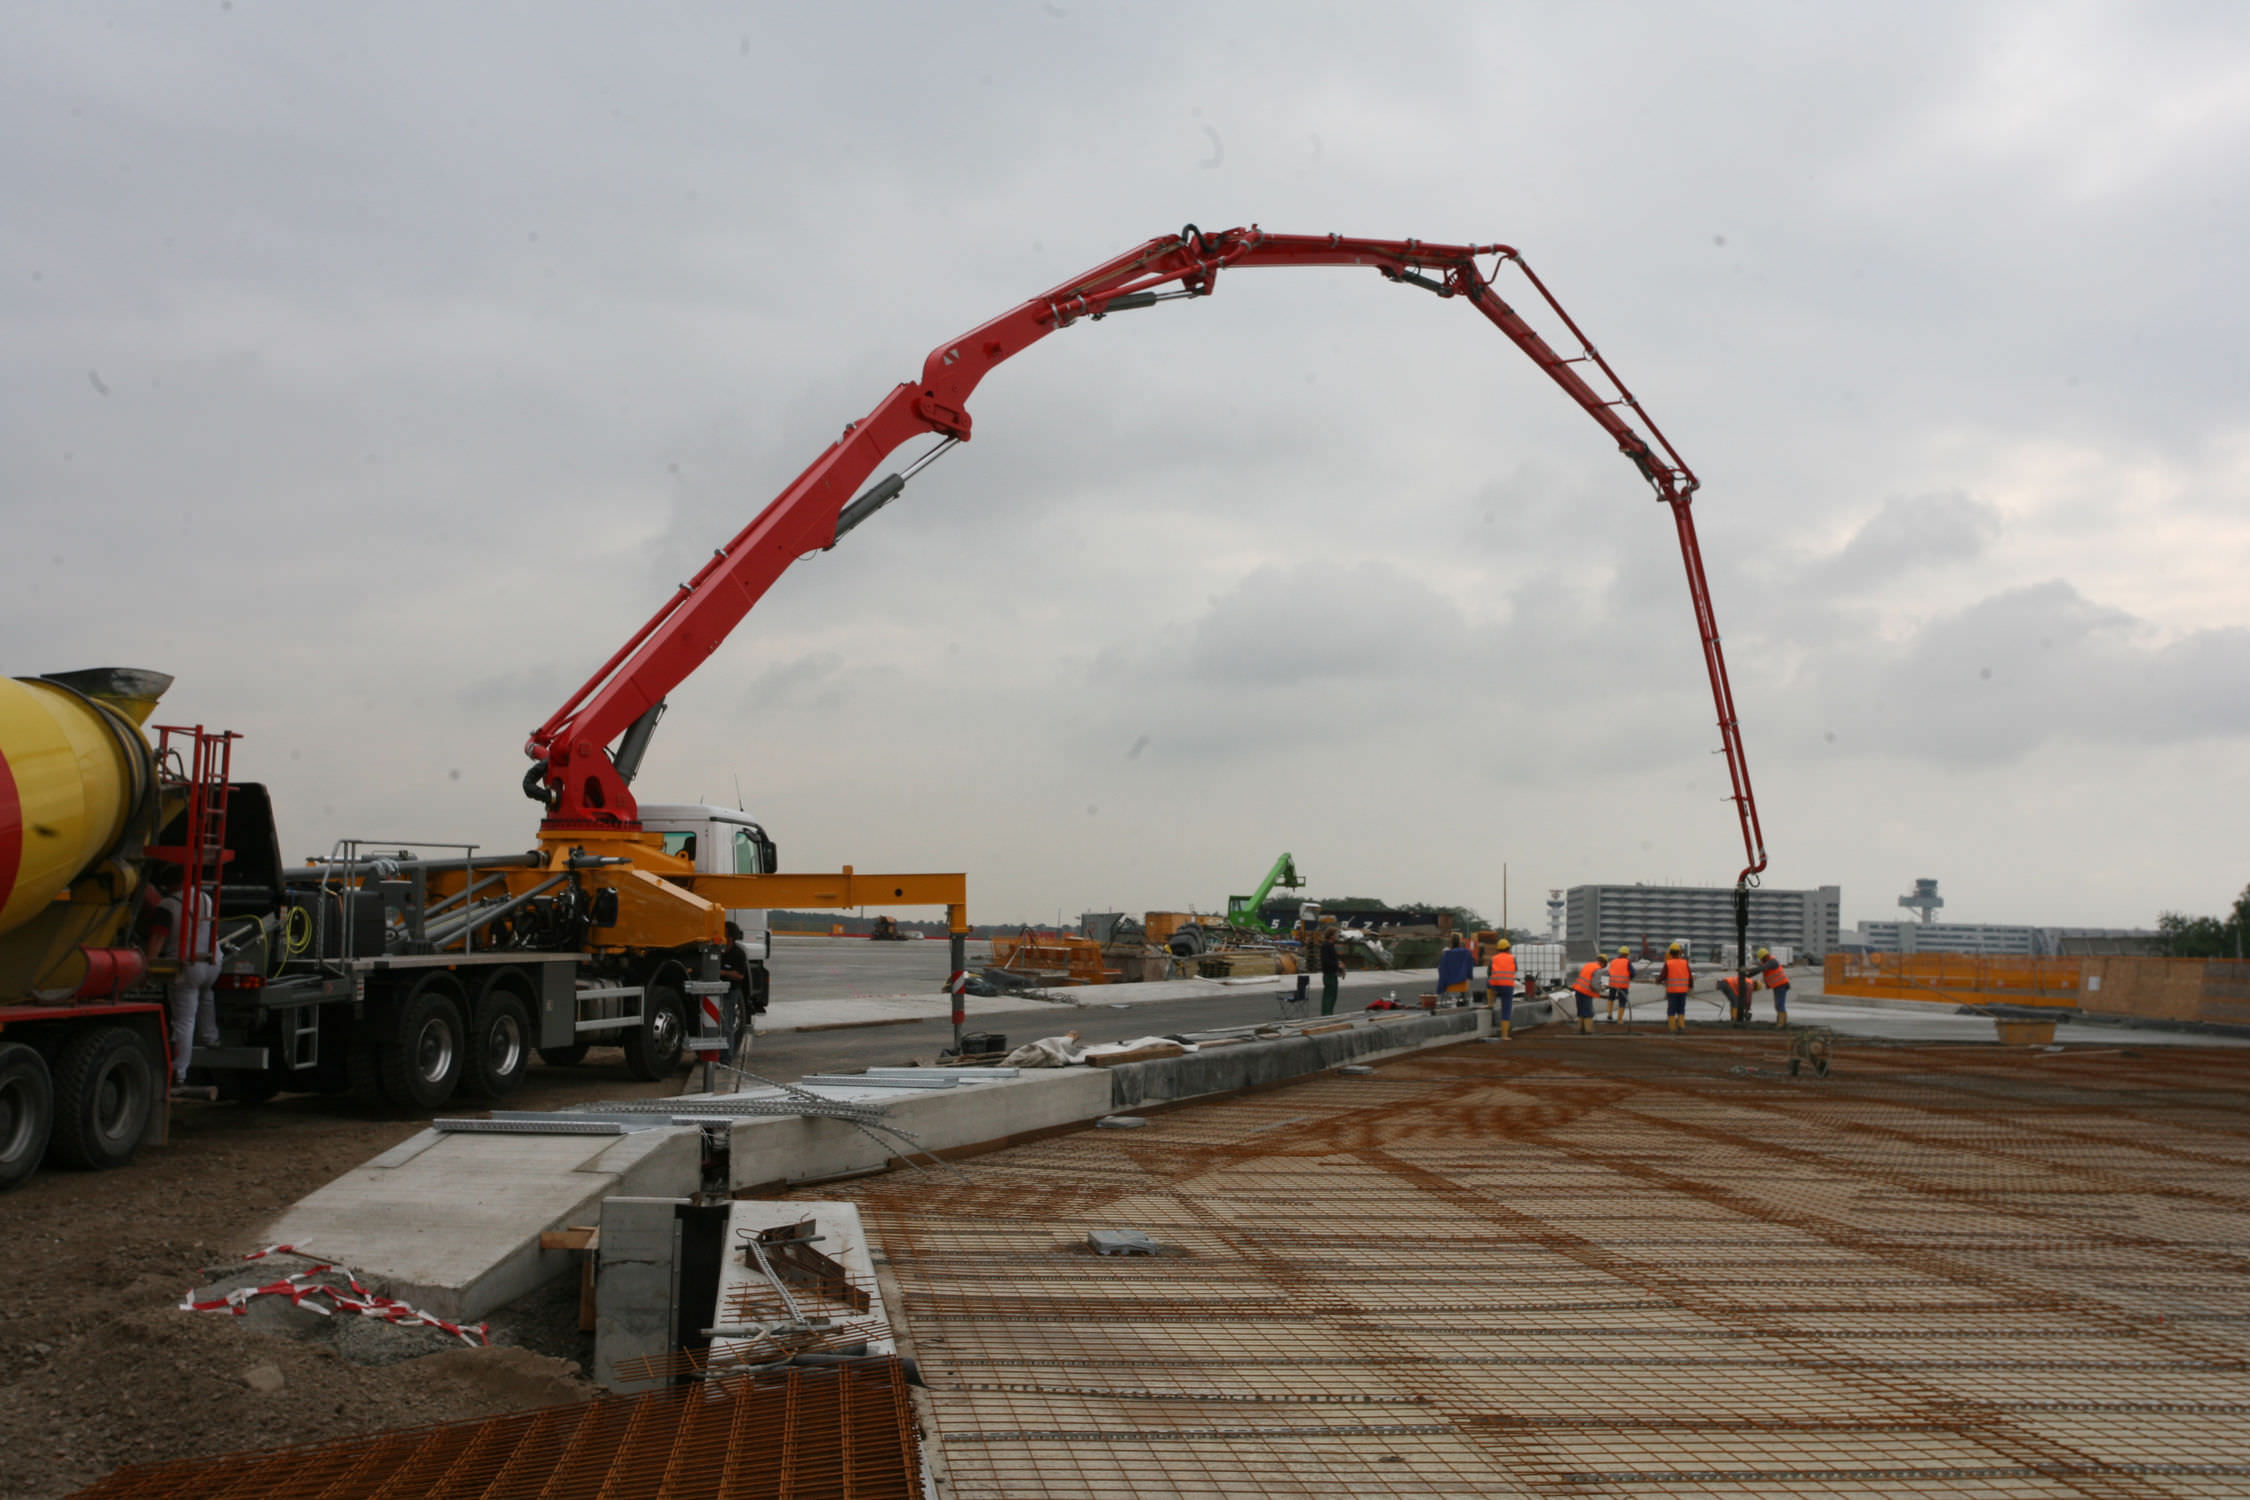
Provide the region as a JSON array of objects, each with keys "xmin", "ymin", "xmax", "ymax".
[
  {"xmin": 1087, "ymin": 1044, "xmax": 1186, "ymax": 1066},
  {"xmin": 540, "ymin": 1226, "xmax": 600, "ymax": 1252}
]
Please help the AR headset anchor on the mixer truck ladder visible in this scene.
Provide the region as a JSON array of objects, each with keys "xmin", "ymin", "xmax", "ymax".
[{"xmin": 148, "ymin": 724, "xmax": 240, "ymax": 964}]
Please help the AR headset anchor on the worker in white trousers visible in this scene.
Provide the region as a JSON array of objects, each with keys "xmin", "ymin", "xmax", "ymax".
[{"xmin": 152, "ymin": 877, "xmax": 219, "ymax": 1083}]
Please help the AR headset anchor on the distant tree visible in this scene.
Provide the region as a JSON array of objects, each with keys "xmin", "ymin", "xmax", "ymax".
[
  {"xmin": 1300, "ymin": 897, "xmax": 1489, "ymax": 931},
  {"xmin": 2158, "ymin": 883, "xmax": 2249, "ymax": 959}
]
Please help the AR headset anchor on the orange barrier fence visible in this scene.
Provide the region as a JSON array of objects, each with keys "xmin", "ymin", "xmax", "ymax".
[
  {"xmin": 1826, "ymin": 952, "xmax": 2250, "ymax": 1027},
  {"xmin": 989, "ymin": 933, "xmax": 1115, "ymax": 985},
  {"xmin": 1825, "ymin": 953, "xmax": 2083, "ymax": 1006}
]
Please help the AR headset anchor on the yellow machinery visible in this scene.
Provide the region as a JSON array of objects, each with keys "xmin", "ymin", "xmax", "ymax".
[
  {"xmin": 0, "ymin": 669, "xmax": 182, "ymax": 1190},
  {"xmin": 0, "ymin": 669, "xmax": 172, "ymax": 998}
]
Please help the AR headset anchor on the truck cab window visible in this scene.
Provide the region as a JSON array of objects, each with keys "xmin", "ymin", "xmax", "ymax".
[{"xmin": 733, "ymin": 827, "xmax": 765, "ymax": 874}]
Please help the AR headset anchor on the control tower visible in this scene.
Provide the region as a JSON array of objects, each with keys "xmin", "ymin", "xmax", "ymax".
[
  {"xmin": 1547, "ymin": 888, "xmax": 1565, "ymax": 943},
  {"xmin": 1899, "ymin": 878, "xmax": 1944, "ymax": 926}
]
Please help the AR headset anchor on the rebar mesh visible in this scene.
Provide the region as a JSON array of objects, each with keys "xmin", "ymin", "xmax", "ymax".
[
  {"xmin": 70, "ymin": 1360, "xmax": 921, "ymax": 1500},
  {"xmin": 823, "ymin": 1032, "xmax": 2250, "ymax": 1497}
]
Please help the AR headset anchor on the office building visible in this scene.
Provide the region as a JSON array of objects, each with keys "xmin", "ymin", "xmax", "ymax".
[
  {"xmin": 1566, "ymin": 883, "xmax": 1841, "ymax": 959},
  {"xmin": 1850, "ymin": 921, "xmax": 2161, "ymax": 957}
]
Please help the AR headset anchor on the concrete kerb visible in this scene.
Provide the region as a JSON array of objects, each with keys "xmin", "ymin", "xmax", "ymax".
[
  {"xmin": 727, "ymin": 1068, "xmax": 1112, "ymax": 1192},
  {"xmin": 758, "ymin": 966, "xmax": 1446, "ymax": 1032},
  {"xmin": 1103, "ymin": 1004, "xmax": 1531, "ymax": 1110},
  {"xmin": 727, "ymin": 999, "xmax": 1563, "ymax": 1191},
  {"xmin": 262, "ymin": 1124, "xmax": 703, "ymax": 1322}
]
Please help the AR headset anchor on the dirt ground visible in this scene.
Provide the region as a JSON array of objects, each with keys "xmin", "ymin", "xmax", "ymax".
[{"xmin": 0, "ymin": 1051, "xmax": 691, "ymax": 1500}]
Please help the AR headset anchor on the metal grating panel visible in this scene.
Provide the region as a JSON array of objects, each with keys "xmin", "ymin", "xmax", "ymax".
[
  {"xmin": 821, "ymin": 1033, "xmax": 2250, "ymax": 1497},
  {"xmin": 70, "ymin": 1360, "xmax": 921, "ymax": 1500}
]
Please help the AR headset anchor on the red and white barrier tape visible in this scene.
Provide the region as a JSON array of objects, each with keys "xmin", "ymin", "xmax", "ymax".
[{"xmin": 177, "ymin": 1243, "xmax": 490, "ymax": 1346}]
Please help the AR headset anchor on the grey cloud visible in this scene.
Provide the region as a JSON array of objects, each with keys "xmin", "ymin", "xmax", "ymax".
[
  {"xmin": 1815, "ymin": 492, "xmax": 2000, "ymax": 588},
  {"xmin": 1820, "ymin": 581, "xmax": 2250, "ymax": 764},
  {"xmin": 7, "ymin": 4, "xmax": 2250, "ymax": 923},
  {"xmin": 742, "ymin": 652, "xmax": 849, "ymax": 714}
]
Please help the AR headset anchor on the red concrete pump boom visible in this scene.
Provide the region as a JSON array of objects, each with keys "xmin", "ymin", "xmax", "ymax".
[{"xmin": 526, "ymin": 225, "xmax": 1769, "ymax": 891}]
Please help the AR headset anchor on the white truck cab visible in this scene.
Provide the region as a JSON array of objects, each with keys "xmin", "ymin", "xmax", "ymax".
[{"xmin": 638, "ymin": 804, "xmax": 777, "ymax": 965}]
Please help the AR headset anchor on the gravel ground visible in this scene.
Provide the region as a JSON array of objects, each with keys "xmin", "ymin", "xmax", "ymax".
[{"xmin": 0, "ymin": 1050, "xmax": 684, "ymax": 1500}]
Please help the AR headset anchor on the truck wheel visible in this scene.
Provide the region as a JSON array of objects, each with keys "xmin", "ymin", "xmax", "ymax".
[
  {"xmin": 624, "ymin": 983, "xmax": 686, "ymax": 1081},
  {"xmin": 0, "ymin": 1044, "xmax": 54, "ymax": 1192},
  {"xmin": 461, "ymin": 989, "xmax": 532, "ymax": 1100},
  {"xmin": 378, "ymin": 978, "xmax": 466, "ymax": 1111},
  {"xmin": 47, "ymin": 1026, "xmax": 155, "ymax": 1172},
  {"xmin": 537, "ymin": 1044, "xmax": 588, "ymax": 1068},
  {"xmin": 347, "ymin": 1035, "xmax": 386, "ymax": 1104}
]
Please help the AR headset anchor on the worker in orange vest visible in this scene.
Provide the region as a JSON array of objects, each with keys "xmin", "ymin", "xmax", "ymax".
[
  {"xmin": 1487, "ymin": 938, "xmax": 1518, "ymax": 1040},
  {"xmin": 1757, "ymin": 947, "xmax": 1791, "ymax": 1026},
  {"xmin": 1571, "ymin": 954, "xmax": 1601, "ymax": 1034},
  {"xmin": 1661, "ymin": 942, "xmax": 1693, "ymax": 1032},
  {"xmin": 1606, "ymin": 946, "xmax": 1635, "ymax": 1025},
  {"xmin": 1716, "ymin": 972, "xmax": 1748, "ymax": 1024}
]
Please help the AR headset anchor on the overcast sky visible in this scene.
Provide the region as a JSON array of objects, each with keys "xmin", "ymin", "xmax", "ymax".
[{"xmin": 6, "ymin": 1, "xmax": 2247, "ymax": 933}]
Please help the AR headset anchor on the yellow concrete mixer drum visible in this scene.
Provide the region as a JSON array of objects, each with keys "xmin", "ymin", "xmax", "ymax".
[{"xmin": 0, "ymin": 670, "xmax": 171, "ymax": 990}]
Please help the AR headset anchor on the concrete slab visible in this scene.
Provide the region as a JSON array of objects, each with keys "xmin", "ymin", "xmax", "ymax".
[
  {"xmin": 1102, "ymin": 1000, "xmax": 1557, "ymax": 1109},
  {"xmin": 1786, "ymin": 994, "xmax": 2250, "ymax": 1047},
  {"xmin": 726, "ymin": 1069, "xmax": 1113, "ymax": 1192},
  {"xmin": 760, "ymin": 965, "xmax": 1445, "ymax": 1032},
  {"xmin": 263, "ymin": 1124, "xmax": 702, "ymax": 1321}
]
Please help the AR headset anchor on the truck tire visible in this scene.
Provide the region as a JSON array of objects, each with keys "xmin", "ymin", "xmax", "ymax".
[
  {"xmin": 537, "ymin": 1044, "xmax": 589, "ymax": 1068},
  {"xmin": 0, "ymin": 1043, "xmax": 54, "ymax": 1192},
  {"xmin": 347, "ymin": 1034, "xmax": 386, "ymax": 1104},
  {"xmin": 377, "ymin": 978, "xmax": 466, "ymax": 1111},
  {"xmin": 461, "ymin": 988, "xmax": 532, "ymax": 1100},
  {"xmin": 624, "ymin": 983, "xmax": 686, "ymax": 1081},
  {"xmin": 313, "ymin": 1011, "xmax": 354, "ymax": 1095},
  {"xmin": 47, "ymin": 1025, "xmax": 155, "ymax": 1172}
]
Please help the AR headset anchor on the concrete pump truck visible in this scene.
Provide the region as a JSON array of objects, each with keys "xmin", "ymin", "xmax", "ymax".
[{"xmin": 0, "ymin": 225, "xmax": 1766, "ymax": 1192}]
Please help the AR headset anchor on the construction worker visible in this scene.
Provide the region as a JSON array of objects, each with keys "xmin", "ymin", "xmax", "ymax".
[
  {"xmin": 1606, "ymin": 946, "xmax": 1634, "ymax": 1024},
  {"xmin": 1571, "ymin": 953, "xmax": 1601, "ymax": 1034},
  {"xmin": 1437, "ymin": 932, "xmax": 1475, "ymax": 1007},
  {"xmin": 1716, "ymin": 972, "xmax": 1748, "ymax": 1023},
  {"xmin": 1317, "ymin": 929, "xmax": 1344, "ymax": 1016},
  {"xmin": 148, "ymin": 871, "xmax": 219, "ymax": 1086},
  {"xmin": 1661, "ymin": 942, "xmax": 1692, "ymax": 1032},
  {"xmin": 1757, "ymin": 947, "xmax": 1791, "ymax": 1025},
  {"xmin": 1487, "ymin": 938, "xmax": 1518, "ymax": 1039}
]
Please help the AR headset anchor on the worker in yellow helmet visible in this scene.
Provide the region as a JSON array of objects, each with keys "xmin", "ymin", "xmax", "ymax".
[
  {"xmin": 1571, "ymin": 952, "xmax": 1602, "ymax": 1034},
  {"xmin": 1486, "ymin": 937, "xmax": 1518, "ymax": 1040},
  {"xmin": 1661, "ymin": 942, "xmax": 1692, "ymax": 1032},
  {"xmin": 1606, "ymin": 945, "xmax": 1634, "ymax": 1025},
  {"xmin": 1756, "ymin": 946, "xmax": 1791, "ymax": 1026}
]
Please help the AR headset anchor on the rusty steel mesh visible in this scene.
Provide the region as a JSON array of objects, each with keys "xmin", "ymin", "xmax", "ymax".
[
  {"xmin": 70, "ymin": 1359, "xmax": 921, "ymax": 1500},
  {"xmin": 822, "ymin": 1031, "xmax": 2250, "ymax": 1497}
]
